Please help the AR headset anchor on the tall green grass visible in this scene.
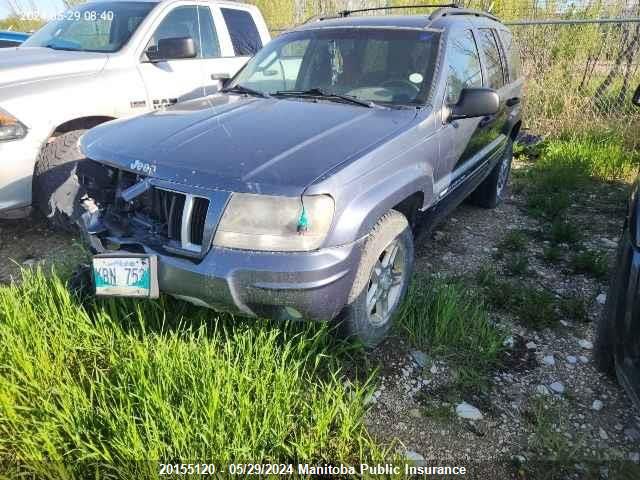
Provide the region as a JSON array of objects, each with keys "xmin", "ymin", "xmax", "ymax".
[
  {"xmin": 517, "ymin": 132, "xmax": 639, "ymax": 221},
  {"xmin": 397, "ymin": 275, "xmax": 505, "ymax": 390},
  {"xmin": 0, "ymin": 269, "xmax": 380, "ymax": 479}
]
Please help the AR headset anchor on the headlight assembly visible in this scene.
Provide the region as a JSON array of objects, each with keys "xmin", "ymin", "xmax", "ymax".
[
  {"xmin": 213, "ymin": 193, "xmax": 334, "ymax": 251},
  {"xmin": 0, "ymin": 108, "xmax": 28, "ymax": 142}
]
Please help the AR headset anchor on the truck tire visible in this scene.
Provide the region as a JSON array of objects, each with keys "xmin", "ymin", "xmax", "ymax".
[
  {"xmin": 338, "ymin": 210, "xmax": 414, "ymax": 347},
  {"xmin": 469, "ymin": 138, "xmax": 513, "ymax": 209},
  {"xmin": 33, "ymin": 130, "xmax": 107, "ymax": 232}
]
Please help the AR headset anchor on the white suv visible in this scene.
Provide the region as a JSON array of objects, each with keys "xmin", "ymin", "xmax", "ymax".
[{"xmin": 0, "ymin": 0, "xmax": 270, "ymax": 219}]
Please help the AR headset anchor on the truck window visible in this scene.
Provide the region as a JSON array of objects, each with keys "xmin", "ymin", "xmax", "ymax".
[
  {"xmin": 22, "ymin": 1, "xmax": 154, "ymax": 53},
  {"xmin": 198, "ymin": 6, "xmax": 220, "ymax": 58},
  {"xmin": 147, "ymin": 6, "xmax": 201, "ymax": 58},
  {"xmin": 446, "ymin": 30, "xmax": 483, "ymax": 104},
  {"xmin": 499, "ymin": 29, "xmax": 521, "ymax": 82},
  {"xmin": 220, "ymin": 8, "xmax": 262, "ymax": 56},
  {"xmin": 477, "ymin": 28, "xmax": 505, "ymax": 89}
]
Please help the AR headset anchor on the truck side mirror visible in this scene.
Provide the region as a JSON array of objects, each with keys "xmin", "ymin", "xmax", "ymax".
[
  {"xmin": 450, "ymin": 88, "xmax": 500, "ymax": 121},
  {"xmin": 633, "ymin": 85, "xmax": 640, "ymax": 107},
  {"xmin": 149, "ymin": 37, "xmax": 197, "ymax": 62}
]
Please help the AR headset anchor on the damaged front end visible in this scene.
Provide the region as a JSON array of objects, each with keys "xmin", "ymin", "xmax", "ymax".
[{"xmin": 78, "ymin": 162, "xmax": 229, "ymax": 261}]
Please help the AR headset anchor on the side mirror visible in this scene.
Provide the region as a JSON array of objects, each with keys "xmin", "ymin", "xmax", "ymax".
[
  {"xmin": 450, "ymin": 88, "xmax": 500, "ymax": 121},
  {"xmin": 633, "ymin": 85, "xmax": 640, "ymax": 107},
  {"xmin": 149, "ymin": 37, "xmax": 196, "ymax": 62}
]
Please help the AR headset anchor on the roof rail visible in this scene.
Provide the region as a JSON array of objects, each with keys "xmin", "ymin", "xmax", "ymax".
[
  {"xmin": 429, "ymin": 7, "xmax": 500, "ymax": 23},
  {"xmin": 337, "ymin": 4, "xmax": 458, "ymax": 18}
]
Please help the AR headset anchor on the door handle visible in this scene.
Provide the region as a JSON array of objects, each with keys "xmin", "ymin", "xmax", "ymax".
[
  {"xmin": 211, "ymin": 73, "xmax": 231, "ymax": 81},
  {"xmin": 506, "ymin": 97, "xmax": 520, "ymax": 107}
]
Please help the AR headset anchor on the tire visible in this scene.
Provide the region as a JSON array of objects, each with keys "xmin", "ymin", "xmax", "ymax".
[
  {"xmin": 594, "ymin": 225, "xmax": 630, "ymax": 375},
  {"xmin": 338, "ymin": 210, "xmax": 414, "ymax": 347},
  {"xmin": 469, "ymin": 138, "xmax": 514, "ymax": 209},
  {"xmin": 33, "ymin": 130, "xmax": 108, "ymax": 232}
]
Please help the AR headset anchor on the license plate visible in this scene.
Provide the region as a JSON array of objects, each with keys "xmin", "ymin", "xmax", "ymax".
[{"xmin": 93, "ymin": 255, "xmax": 159, "ymax": 298}]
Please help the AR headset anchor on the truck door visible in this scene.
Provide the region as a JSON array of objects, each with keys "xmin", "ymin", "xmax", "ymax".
[
  {"xmin": 138, "ymin": 5, "xmax": 206, "ymax": 108},
  {"xmin": 199, "ymin": 6, "xmax": 265, "ymax": 95}
]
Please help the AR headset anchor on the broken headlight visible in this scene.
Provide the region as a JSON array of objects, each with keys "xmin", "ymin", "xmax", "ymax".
[
  {"xmin": 213, "ymin": 193, "xmax": 334, "ymax": 251},
  {"xmin": 0, "ymin": 107, "xmax": 28, "ymax": 142}
]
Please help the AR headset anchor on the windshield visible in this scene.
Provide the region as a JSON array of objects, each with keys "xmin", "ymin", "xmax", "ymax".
[
  {"xmin": 22, "ymin": 2, "xmax": 155, "ymax": 53},
  {"xmin": 229, "ymin": 28, "xmax": 441, "ymax": 106}
]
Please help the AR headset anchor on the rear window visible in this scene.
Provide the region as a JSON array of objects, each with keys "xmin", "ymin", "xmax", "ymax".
[
  {"xmin": 477, "ymin": 28, "xmax": 506, "ymax": 89},
  {"xmin": 499, "ymin": 29, "xmax": 521, "ymax": 81},
  {"xmin": 220, "ymin": 8, "xmax": 262, "ymax": 56}
]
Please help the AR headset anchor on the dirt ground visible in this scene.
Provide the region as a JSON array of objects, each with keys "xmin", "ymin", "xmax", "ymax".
[{"xmin": 1, "ymin": 162, "xmax": 639, "ymax": 478}]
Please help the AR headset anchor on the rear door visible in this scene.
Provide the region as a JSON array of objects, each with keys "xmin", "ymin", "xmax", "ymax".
[
  {"xmin": 137, "ymin": 4, "xmax": 206, "ymax": 108},
  {"xmin": 476, "ymin": 27, "xmax": 509, "ymax": 154}
]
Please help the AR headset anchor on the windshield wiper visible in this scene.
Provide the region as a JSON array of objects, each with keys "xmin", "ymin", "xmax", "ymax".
[
  {"xmin": 273, "ymin": 88, "xmax": 373, "ymax": 108},
  {"xmin": 221, "ymin": 84, "xmax": 270, "ymax": 98}
]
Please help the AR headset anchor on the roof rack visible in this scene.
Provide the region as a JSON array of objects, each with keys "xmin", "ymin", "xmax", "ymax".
[
  {"xmin": 337, "ymin": 4, "xmax": 458, "ymax": 18},
  {"xmin": 429, "ymin": 7, "xmax": 500, "ymax": 22}
]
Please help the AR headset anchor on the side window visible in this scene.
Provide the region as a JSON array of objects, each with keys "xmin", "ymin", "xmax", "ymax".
[
  {"xmin": 446, "ymin": 30, "xmax": 483, "ymax": 104},
  {"xmin": 147, "ymin": 6, "xmax": 200, "ymax": 58},
  {"xmin": 220, "ymin": 8, "xmax": 262, "ymax": 56},
  {"xmin": 499, "ymin": 29, "xmax": 521, "ymax": 82},
  {"xmin": 198, "ymin": 6, "xmax": 220, "ymax": 58},
  {"xmin": 0, "ymin": 40, "xmax": 20, "ymax": 47},
  {"xmin": 477, "ymin": 28, "xmax": 505, "ymax": 89}
]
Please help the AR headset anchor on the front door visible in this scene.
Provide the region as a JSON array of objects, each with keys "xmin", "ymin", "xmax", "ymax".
[
  {"xmin": 138, "ymin": 5, "xmax": 205, "ymax": 109},
  {"xmin": 437, "ymin": 28, "xmax": 486, "ymax": 198}
]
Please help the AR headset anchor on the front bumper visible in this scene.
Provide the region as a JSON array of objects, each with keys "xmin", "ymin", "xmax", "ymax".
[
  {"xmin": 90, "ymin": 235, "xmax": 364, "ymax": 322},
  {"xmin": 0, "ymin": 137, "xmax": 39, "ymax": 216}
]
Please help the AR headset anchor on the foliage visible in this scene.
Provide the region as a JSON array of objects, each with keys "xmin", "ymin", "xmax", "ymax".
[{"xmin": 0, "ymin": 269, "xmax": 381, "ymax": 478}]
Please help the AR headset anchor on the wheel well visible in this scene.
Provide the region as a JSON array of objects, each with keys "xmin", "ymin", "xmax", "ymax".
[
  {"xmin": 393, "ymin": 192, "xmax": 424, "ymax": 232},
  {"xmin": 52, "ymin": 116, "xmax": 116, "ymax": 137}
]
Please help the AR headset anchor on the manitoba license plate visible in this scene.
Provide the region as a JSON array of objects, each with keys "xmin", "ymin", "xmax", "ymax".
[{"xmin": 93, "ymin": 255, "xmax": 159, "ymax": 298}]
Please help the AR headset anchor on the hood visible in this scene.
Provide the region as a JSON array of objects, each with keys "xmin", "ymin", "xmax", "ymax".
[
  {"xmin": 81, "ymin": 95, "xmax": 418, "ymax": 196},
  {"xmin": 0, "ymin": 47, "xmax": 108, "ymax": 88}
]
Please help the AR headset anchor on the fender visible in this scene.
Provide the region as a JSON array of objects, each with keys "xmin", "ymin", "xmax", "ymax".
[{"xmin": 321, "ymin": 162, "xmax": 434, "ymax": 247}]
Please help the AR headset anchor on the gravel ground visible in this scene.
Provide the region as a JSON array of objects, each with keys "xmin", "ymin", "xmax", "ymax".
[
  {"xmin": 2, "ymin": 160, "xmax": 639, "ymax": 478},
  {"xmin": 364, "ymin": 161, "xmax": 640, "ymax": 478}
]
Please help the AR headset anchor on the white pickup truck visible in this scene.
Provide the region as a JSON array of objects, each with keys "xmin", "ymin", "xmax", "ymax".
[{"xmin": 0, "ymin": 0, "xmax": 270, "ymax": 219}]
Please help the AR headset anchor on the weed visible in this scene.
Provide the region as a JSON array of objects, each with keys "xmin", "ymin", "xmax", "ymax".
[
  {"xmin": 0, "ymin": 269, "xmax": 382, "ymax": 477},
  {"xmin": 571, "ymin": 250, "xmax": 609, "ymax": 279},
  {"xmin": 543, "ymin": 245, "xmax": 563, "ymax": 264},
  {"xmin": 499, "ymin": 230, "xmax": 529, "ymax": 252},
  {"xmin": 559, "ymin": 294, "xmax": 589, "ymax": 323},
  {"xmin": 474, "ymin": 266, "xmax": 558, "ymax": 329},
  {"xmin": 550, "ymin": 218, "xmax": 581, "ymax": 244},
  {"xmin": 505, "ymin": 253, "xmax": 529, "ymax": 276},
  {"xmin": 398, "ymin": 274, "xmax": 504, "ymax": 391}
]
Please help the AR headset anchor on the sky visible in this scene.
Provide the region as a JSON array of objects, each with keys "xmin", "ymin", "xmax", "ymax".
[{"xmin": 0, "ymin": 0, "xmax": 67, "ymax": 20}]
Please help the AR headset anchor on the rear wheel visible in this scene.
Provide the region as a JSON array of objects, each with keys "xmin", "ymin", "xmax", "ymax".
[
  {"xmin": 469, "ymin": 138, "xmax": 513, "ymax": 209},
  {"xmin": 338, "ymin": 210, "xmax": 414, "ymax": 347},
  {"xmin": 33, "ymin": 130, "xmax": 108, "ymax": 232}
]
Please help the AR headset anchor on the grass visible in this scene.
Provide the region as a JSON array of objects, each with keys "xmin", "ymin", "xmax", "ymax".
[
  {"xmin": 499, "ymin": 230, "xmax": 529, "ymax": 252},
  {"xmin": 397, "ymin": 274, "xmax": 505, "ymax": 390},
  {"xmin": 550, "ymin": 218, "xmax": 581, "ymax": 245},
  {"xmin": 475, "ymin": 267, "xmax": 559, "ymax": 329},
  {"xmin": 0, "ymin": 269, "xmax": 382, "ymax": 478},
  {"xmin": 543, "ymin": 245, "xmax": 563, "ymax": 264},
  {"xmin": 570, "ymin": 249, "xmax": 609, "ymax": 279},
  {"xmin": 559, "ymin": 294, "xmax": 589, "ymax": 323},
  {"xmin": 519, "ymin": 132, "xmax": 639, "ymax": 221},
  {"xmin": 504, "ymin": 253, "xmax": 529, "ymax": 276}
]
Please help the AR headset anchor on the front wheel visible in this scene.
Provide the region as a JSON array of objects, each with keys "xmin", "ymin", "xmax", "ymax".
[{"xmin": 338, "ymin": 210, "xmax": 414, "ymax": 347}]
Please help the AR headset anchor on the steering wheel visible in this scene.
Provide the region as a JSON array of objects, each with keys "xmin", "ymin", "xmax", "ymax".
[{"xmin": 380, "ymin": 79, "xmax": 420, "ymax": 96}]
